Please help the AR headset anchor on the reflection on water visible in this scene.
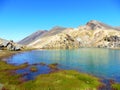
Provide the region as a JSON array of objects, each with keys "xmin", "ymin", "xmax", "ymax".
[{"xmin": 6, "ymin": 48, "xmax": 120, "ymax": 82}]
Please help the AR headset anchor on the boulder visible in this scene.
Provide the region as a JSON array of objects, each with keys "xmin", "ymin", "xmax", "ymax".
[
  {"xmin": 2, "ymin": 40, "xmax": 10, "ymax": 47},
  {"xmin": 0, "ymin": 40, "xmax": 22, "ymax": 51},
  {"xmin": 7, "ymin": 43, "xmax": 15, "ymax": 51},
  {"xmin": 14, "ymin": 45, "xmax": 21, "ymax": 51}
]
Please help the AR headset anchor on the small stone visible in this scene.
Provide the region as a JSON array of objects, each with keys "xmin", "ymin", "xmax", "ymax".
[{"xmin": 86, "ymin": 81, "xmax": 90, "ymax": 84}]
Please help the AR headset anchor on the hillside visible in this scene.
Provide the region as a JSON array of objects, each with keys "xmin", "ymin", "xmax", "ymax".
[
  {"xmin": 18, "ymin": 26, "xmax": 67, "ymax": 45},
  {"xmin": 20, "ymin": 20, "xmax": 120, "ymax": 49},
  {"xmin": 18, "ymin": 30, "xmax": 48, "ymax": 45}
]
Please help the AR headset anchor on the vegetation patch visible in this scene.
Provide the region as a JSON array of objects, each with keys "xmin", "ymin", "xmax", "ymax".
[
  {"xmin": 112, "ymin": 83, "xmax": 120, "ymax": 90},
  {"xmin": 0, "ymin": 61, "xmax": 29, "ymax": 89},
  {"xmin": 0, "ymin": 60, "xmax": 103, "ymax": 90},
  {"xmin": 16, "ymin": 70, "xmax": 102, "ymax": 90}
]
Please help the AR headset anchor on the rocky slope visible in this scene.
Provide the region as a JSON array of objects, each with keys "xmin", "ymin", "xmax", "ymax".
[{"xmin": 22, "ymin": 20, "xmax": 120, "ymax": 49}]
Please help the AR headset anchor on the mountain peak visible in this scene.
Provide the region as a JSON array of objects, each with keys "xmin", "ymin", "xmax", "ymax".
[
  {"xmin": 86, "ymin": 20, "xmax": 116, "ymax": 30},
  {"xmin": 87, "ymin": 20, "xmax": 100, "ymax": 24},
  {"xmin": 51, "ymin": 26, "xmax": 66, "ymax": 30}
]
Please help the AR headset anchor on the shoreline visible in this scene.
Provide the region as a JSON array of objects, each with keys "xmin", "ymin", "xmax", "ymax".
[{"xmin": 0, "ymin": 49, "xmax": 35, "ymax": 61}]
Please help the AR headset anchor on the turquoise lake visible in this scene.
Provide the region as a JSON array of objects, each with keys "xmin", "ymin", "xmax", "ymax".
[{"xmin": 6, "ymin": 48, "xmax": 120, "ymax": 82}]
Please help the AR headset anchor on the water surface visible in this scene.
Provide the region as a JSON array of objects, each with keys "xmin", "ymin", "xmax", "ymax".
[{"xmin": 6, "ymin": 48, "xmax": 120, "ymax": 82}]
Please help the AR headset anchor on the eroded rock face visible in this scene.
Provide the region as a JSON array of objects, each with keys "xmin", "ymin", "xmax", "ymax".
[
  {"xmin": 0, "ymin": 40, "xmax": 22, "ymax": 51},
  {"xmin": 104, "ymin": 36, "xmax": 120, "ymax": 48},
  {"xmin": 42, "ymin": 34, "xmax": 80, "ymax": 49}
]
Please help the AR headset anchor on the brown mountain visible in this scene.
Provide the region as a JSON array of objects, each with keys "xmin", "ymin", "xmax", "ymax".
[
  {"xmin": 80, "ymin": 20, "xmax": 119, "ymax": 30},
  {"xmin": 19, "ymin": 20, "xmax": 120, "ymax": 49}
]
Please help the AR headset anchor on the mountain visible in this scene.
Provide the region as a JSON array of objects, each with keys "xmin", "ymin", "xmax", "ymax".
[
  {"xmin": 18, "ymin": 30, "xmax": 48, "ymax": 45},
  {"xmin": 115, "ymin": 27, "xmax": 120, "ymax": 30},
  {"xmin": 20, "ymin": 20, "xmax": 120, "ymax": 49},
  {"xmin": 18, "ymin": 26, "xmax": 67, "ymax": 45},
  {"xmin": 41, "ymin": 26, "xmax": 67, "ymax": 37},
  {"xmin": 79, "ymin": 20, "xmax": 119, "ymax": 30}
]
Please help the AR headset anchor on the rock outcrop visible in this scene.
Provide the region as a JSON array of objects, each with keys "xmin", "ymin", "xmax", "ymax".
[
  {"xmin": 42, "ymin": 34, "xmax": 80, "ymax": 49},
  {"xmin": 0, "ymin": 39, "xmax": 23, "ymax": 51}
]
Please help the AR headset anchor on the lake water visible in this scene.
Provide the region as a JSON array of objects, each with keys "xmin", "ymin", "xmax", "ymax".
[{"xmin": 6, "ymin": 48, "xmax": 120, "ymax": 82}]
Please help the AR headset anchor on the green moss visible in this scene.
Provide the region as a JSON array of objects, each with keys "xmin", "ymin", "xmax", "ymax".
[
  {"xmin": 18, "ymin": 70, "xmax": 102, "ymax": 90},
  {"xmin": 112, "ymin": 83, "xmax": 120, "ymax": 90},
  {"xmin": 0, "ymin": 61, "xmax": 28, "ymax": 71},
  {"xmin": 0, "ymin": 61, "xmax": 29, "ymax": 89}
]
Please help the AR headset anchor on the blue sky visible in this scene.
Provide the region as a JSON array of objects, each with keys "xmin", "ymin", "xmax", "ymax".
[{"xmin": 0, "ymin": 0, "xmax": 120, "ymax": 41}]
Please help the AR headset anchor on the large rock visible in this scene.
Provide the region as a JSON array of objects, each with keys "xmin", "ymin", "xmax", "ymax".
[
  {"xmin": 0, "ymin": 40, "xmax": 22, "ymax": 51},
  {"xmin": 2, "ymin": 40, "xmax": 10, "ymax": 47},
  {"xmin": 14, "ymin": 45, "xmax": 21, "ymax": 51}
]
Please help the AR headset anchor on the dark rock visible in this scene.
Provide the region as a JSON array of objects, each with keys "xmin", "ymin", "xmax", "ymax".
[
  {"xmin": 104, "ymin": 36, "xmax": 120, "ymax": 48},
  {"xmin": 7, "ymin": 43, "xmax": 14, "ymax": 51},
  {"xmin": 0, "ymin": 44, "xmax": 4, "ymax": 50},
  {"xmin": 104, "ymin": 36, "xmax": 120, "ymax": 42}
]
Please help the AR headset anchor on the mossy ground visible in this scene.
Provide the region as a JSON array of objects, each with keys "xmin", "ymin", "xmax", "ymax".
[
  {"xmin": 0, "ymin": 61, "xmax": 29, "ymax": 89},
  {"xmin": 112, "ymin": 83, "xmax": 120, "ymax": 90},
  {"xmin": 15, "ymin": 70, "xmax": 102, "ymax": 90}
]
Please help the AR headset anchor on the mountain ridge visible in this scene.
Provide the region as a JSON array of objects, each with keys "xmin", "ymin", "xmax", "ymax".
[
  {"xmin": 18, "ymin": 26, "xmax": 67, "ymax": 45},
  {"xmin": 19, "ymin": 20, "xmax": 120, "ymax": 49}
]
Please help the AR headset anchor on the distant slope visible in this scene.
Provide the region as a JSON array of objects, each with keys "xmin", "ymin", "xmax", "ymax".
[
  {"xmin": 115, "ymin": 27, "xmax": 120, "ymax": 30},
  {"xmin": 18, "ymin": 26, "xmax": 67, "ymax": 45},
  {"xmin": 40, "ymin": 26, "xmax": 67, "ymax": 37},
  {"xmin": 18, "ymin": 30, "xmax": 48, "ymax": 45}
]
